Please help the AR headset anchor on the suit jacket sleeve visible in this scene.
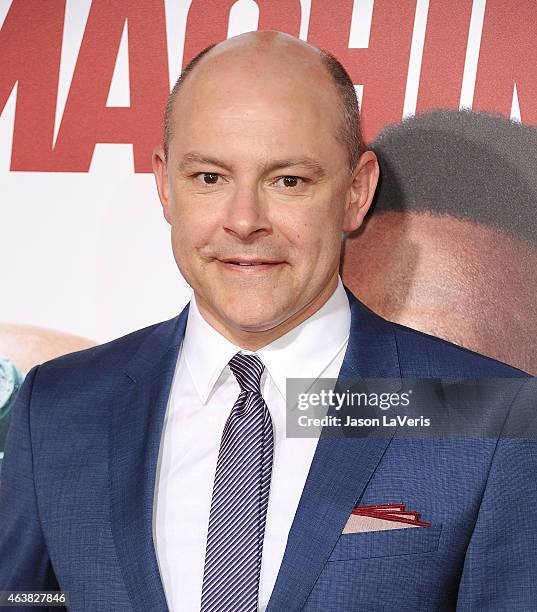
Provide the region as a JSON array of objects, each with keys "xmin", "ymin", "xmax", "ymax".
[
  {"xmin": 456, "ymin": 378, "xmax": 537, "ymax": 610},
  {"xmin": 0, "ymin": 365, "xmax": 61, "ymax": 598}
]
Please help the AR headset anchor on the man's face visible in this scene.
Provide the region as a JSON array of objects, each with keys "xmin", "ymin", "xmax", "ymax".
[
  {"xmin": 342, "ymin": 211, "xmax": 537, "ymax": 374},
  {"xmin": 154, "ymin": 38, "xmax": 376, "ymax": 343}
]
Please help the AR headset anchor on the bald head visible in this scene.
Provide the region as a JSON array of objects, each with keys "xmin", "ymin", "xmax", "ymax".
[{"xmin": 163, "ymin": 31, "xmax": 362, "ymax": 172}]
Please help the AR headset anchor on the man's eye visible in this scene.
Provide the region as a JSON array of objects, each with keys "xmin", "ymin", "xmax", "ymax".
[
  {"xmin": 275, "ymin": 176, "xmax": 303, "ymax": 188},
  {"xmin": 194, "ymin": 172, "xmax": 221, "ymax": 185}
]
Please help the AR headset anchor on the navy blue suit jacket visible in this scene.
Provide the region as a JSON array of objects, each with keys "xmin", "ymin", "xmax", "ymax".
[{"xmin": 1, "ymin": 287, "xmax": 536, "ymax": 611}]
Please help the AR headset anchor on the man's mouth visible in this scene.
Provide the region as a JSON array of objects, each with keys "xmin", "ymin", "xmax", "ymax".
[{"xmin": 218, "ymin": 258, "xmax": 282, "ymax": 269}]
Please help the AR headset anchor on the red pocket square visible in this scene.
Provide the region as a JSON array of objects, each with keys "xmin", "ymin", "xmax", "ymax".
[{"xmin": 342, "ymin": 503, "xmax": 431, "ymax": 533}]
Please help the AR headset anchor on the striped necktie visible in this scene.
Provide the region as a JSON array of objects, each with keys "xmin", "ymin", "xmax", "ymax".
[{"xmin": 200, "ymin": 352, "xmax": 274, "ymax": 612}]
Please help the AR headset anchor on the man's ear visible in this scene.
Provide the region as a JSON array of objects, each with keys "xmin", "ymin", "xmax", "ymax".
[
  {"xmin": 343, "ymin": 150, "xmax": 379, "ymax": 232},
  {"xmin": 152, "ymin": 145, "xmax": 173, "ymax": 225}
]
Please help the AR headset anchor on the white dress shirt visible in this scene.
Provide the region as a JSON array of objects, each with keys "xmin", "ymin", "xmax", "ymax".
[{"xmin": 153, "ymin": 277, "xmax": 351, "ymax": 611}]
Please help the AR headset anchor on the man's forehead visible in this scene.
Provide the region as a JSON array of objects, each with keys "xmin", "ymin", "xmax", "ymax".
[{"xmin": 164, "ymin": 31, "xmax": 349, "ymax": 167}]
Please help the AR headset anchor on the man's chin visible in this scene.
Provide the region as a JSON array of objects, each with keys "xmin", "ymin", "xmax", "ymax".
[
  {"xmin": 223, "ymin": 312, "xmax": 283, "ymax": 334},
  {"xmin": 196, "ymin": 289, "xmax": 303, "ymax": 338}
]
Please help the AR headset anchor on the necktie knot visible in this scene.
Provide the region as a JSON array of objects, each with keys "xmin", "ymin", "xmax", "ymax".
[{"xmin": 229, "ymin": 352, "xmax": 264, "ymax": 394}]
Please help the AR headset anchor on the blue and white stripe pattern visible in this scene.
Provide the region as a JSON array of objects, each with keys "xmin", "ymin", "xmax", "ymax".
[{"xmin": 200, "ymin": 352, "xmax": 274, "ymax": 612}]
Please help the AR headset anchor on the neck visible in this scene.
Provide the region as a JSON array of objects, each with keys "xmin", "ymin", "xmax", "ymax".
[{"xmin": 195, "ymin": 275, "xmax": 339, "ymax": 351}]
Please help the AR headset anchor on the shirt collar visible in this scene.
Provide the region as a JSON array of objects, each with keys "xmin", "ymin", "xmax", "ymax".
[{"xmin": 182, "ymin": 276, "xmax": 351, "ymax": 403}]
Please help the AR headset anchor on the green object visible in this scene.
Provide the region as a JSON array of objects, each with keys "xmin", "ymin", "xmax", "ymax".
[{"xmin": 0, "ymin": 357, "xmax": 25, "ymax": 460}]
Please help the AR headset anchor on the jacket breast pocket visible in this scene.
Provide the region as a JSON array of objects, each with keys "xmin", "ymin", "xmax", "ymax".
[{"xmin": 327, "ymin": 524, "xmax": 443, "ymax": 561}]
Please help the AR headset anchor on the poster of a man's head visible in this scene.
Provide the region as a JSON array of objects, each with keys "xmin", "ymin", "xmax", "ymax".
[{"xmin": 343, "ymin": 110, "xmax": 537, "ymax": 375}]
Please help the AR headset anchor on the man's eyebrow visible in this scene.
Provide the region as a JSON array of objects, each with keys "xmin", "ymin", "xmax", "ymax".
[
  {"xmin": 264, "ymin": 158, "xmax": 326, "ymax": 178},
  {"xmin": 177, "ymin": 153, "xmax": 326, "ymax": 177},
  {"xmin": 178, "ymin": 152, "xmax": 233, "ymax": 172}
]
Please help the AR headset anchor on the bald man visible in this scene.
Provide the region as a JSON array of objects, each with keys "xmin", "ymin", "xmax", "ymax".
[{"xmin": 1, "ymin": 32, "xmax": 536, "ymax": 612}]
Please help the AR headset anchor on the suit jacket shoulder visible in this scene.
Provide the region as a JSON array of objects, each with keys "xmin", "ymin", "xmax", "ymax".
[
  {"xmin": 391, "ymin": 320, "xmax": 527, "ymax": 378},
  {"xmin": 34, "ymin": 308, "xmax": 189, "ymax": 393}
]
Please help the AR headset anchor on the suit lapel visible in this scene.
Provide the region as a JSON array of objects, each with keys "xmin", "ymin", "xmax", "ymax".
[
  {"xmin": 266, "ymin": 287, "xmax": 402, "ymax": 611},
  {"xmin": 109, "ymin": 305, "xmax": 189, "ymax": 612}
]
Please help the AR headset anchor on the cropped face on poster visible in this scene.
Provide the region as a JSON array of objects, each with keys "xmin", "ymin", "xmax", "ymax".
[{"xmin": 342, "ymin": 110, "xmax": 537, "ymax": 375}]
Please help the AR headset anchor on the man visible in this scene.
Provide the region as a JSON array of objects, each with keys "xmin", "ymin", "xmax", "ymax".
[
  {"xmin": 0, "ymin": 31, "xmax": 536, "ymax": 612},
  {"xmin": 342, "ymin": 110, "xmax": 537, "ymax": 375}
]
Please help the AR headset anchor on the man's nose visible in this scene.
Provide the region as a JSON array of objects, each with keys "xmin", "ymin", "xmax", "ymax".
[{"xmin": 223, "ymin": 185, "xmax": 271, "ymax": 241}]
